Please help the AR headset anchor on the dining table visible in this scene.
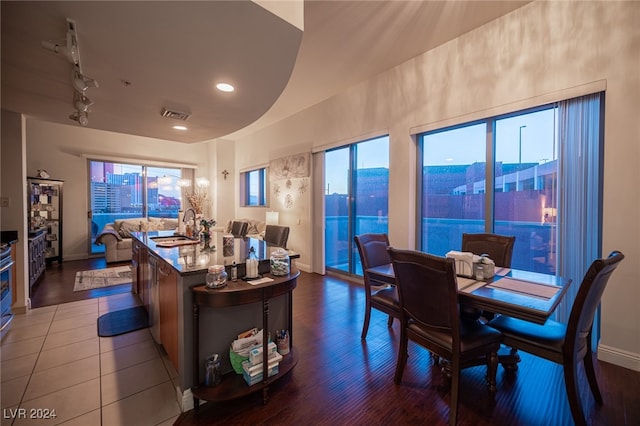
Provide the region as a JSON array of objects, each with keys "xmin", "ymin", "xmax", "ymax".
[{"xmin": 366, "ymin": 264, "xmax": 572, "ymax": 325}]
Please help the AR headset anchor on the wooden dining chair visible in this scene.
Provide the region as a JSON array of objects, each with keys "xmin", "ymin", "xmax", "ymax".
[
  {"xmin": 354, "ymin": 233, "xmax": 400, "ymax": 340},
  {"xmin": 488, "ymin": 251, "xmax": 625, "ymax": 426},
  {"xmin": 388, "ymin": 247, "xmax": 501, "ymax": 426},
  {"xmin": 264, "ymin": 225, "xmax": 290, "ymax": 248},
  {"xmin": 461, "ymin": 232, "xmax": 516, "ymax": 322},
  {"xmin": 461, "ymin": 232, "xmax": 516, "ymax": 269},
  {"xmin": 230, "ymin": 221, "xmax": 249, "ymax": 238}
]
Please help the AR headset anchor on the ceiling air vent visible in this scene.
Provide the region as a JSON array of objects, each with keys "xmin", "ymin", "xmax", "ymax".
[{"xmin": 161, "ymin": 107, "xmax": 191, "ymax": 121}]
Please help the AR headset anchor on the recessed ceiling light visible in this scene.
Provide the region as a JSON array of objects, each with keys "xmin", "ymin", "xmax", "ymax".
[
  {"xmin": 173, "ymin": 125, "xmax": 187, "ymax": 131},
  {"xmin": 216, "ymin": 83, "xmax": 234, "ymax": 92}
]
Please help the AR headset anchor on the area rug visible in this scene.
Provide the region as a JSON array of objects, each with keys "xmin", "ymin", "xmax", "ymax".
[
  {"xmin": 97, "ymin": 305, "xmax": 149, "ymax": 337},
  {"xmin": 74, "ymin": 266, "xmax": 132, "ymax": 292}
]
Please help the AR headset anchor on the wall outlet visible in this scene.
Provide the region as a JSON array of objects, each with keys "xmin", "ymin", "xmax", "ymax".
[{"xmin": 0, "ymin": 196, "xmax": 9, "ymax": 207}]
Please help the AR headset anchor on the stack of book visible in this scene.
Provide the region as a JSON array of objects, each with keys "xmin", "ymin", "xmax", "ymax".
[{"xmin": 241, "ymin": 341, "xmax": 282, "ymax": 386}]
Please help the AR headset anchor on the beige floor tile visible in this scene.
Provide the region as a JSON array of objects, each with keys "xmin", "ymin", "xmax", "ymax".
[
  {"xmin": 1, "ymin": 321, "xmax": 51, "ymax": 344},
  {"xmin": 1, "ymin": 374, "xmax": 29, "ymax": 409},
  {"xmin": 14, "ymin": 378, "xmax": 101, "ymax": 426},
  {"xmin": 98, "ymin": 295, "xmax": 141, "ymax": 315},
  {"xmin": 100, "ymin": 358, "xmax": 171, "ymax": 405},
  {"xmin": 35, "ymin": 337, "xmax": 100, "ymax": 372},
  {"xmin": 29, "ymin": 305, "xmax": 58, "ymax": 314},
  {"xmin": 0, "ymin": 335, "xmax": 45, "ymax": 362},
  {"xmin": 7, "ymin": 310, "xmax": 55, "ymax": 331},
  {"xmin": 101, "ymin": 381, "xmax": 180, "ymax": 426},
  {"xmin": 56, "ymin": 408, "xmax": 101, "ymax": 425},
  {"xmin": 1, "ymin": 353, "xmax": 38, "ymax": 382},
  {"xmin": 100, "ymin": 339, "xmax": 160, "ymax": 375},
  {"xmin": 56, "ymin": 298, "xmax": 98, "ymax": 311},
  {"xmin": 49, "ymin": 312, "xmax": 99, "ymax": 334},
  {"xmin": 99, "ymin": 328, "xmax": 152, "ymax": 353},
  {"xmin": 42, "ymin": 324, "xmax": 96, "ymax": 351},
  {"xmin": 23, "ymin": 355, "xmax": 100, "ymax": 402},
  {"xmin": 53, "ymin": 304, "xmax": 99, "ymax": 321}
]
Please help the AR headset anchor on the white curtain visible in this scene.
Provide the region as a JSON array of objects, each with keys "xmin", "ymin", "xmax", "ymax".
[
  {"xmin": 312, "ymin": 152, "xmax": 326, "ymax": 274},
  {"xmin": 556, "ymin": 92, "xmax": 604, "ymax": 324}
]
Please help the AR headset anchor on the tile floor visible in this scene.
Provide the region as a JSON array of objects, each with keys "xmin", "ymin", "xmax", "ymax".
[{"xmin": 1, "ymin": 292, "xmax": 181, "ymax": 426}]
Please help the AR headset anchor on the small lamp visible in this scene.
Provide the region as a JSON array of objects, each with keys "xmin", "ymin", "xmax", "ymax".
[{"xmin": 266, "ymin": 211, "xmax": 279, "ymax": 225}]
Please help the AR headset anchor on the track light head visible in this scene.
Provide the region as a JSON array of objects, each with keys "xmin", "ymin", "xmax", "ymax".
[
  {"xmin": 74, "ymin": 94, "xmax": 93, "ymax": 112},
  {"xmin": 72, "ymin": 70, "xmax": 99, "ymax": 93},
  {"xmin": 69, "ymin": 110, "xmax": 89, "ymax": 126}
]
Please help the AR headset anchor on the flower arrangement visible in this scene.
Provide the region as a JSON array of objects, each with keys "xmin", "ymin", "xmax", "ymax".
[
  {"xmin": 200, "ymin": 218, "xmax": 216, "ymax": 230},
  {"xmin": 184, "ymin": 177, "xmax": 210, "ymax": 215}
]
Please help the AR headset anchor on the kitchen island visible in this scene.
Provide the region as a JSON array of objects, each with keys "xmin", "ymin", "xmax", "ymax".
[{"xmin": 130, "ymin": 230, "xmax": 299, "ymax": 411}]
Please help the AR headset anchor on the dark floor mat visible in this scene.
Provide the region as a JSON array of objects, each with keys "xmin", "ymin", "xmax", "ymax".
[{"xmin": 97, "ymin": 305, "xmax": 149, "ymax": 337}]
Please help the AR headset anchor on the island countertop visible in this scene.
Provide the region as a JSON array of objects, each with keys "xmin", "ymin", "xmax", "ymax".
[{"xmin": 131, "ymin": 230, "xmax": 297, "ymax": 276}]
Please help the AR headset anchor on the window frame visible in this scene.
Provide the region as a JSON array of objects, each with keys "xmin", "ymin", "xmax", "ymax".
[
  {"xmin": 417, "ymin": 103, "xmax": 559, "ymax": 274},
  {"xmin": 240, "ymin": 167, "xmax": 268, "ymax": 207}
]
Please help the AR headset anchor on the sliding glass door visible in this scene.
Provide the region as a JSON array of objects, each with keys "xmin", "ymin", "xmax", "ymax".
[
  {"xmin": 89, "ymin": 160, "xmax": 184, "ymax": 254},
  {"xmin": 325, "ymin": 135, "xmax": 389, "ymax": 276}
]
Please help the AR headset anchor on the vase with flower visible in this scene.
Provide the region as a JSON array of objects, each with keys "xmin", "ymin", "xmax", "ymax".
[{"xmin": 199, "ymin": 218, "xmax": 216, "ymax": 241}]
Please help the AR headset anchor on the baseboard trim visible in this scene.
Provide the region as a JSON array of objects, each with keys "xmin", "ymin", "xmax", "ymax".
[{"xmin": 598, "ymin": 344, "xmax": 640, "ymax": 372}]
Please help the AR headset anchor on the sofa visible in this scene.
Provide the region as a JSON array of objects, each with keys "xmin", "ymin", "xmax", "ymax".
[{"xmin": 95, "ymin": 217, "xmax": 179, "ymax": 263}]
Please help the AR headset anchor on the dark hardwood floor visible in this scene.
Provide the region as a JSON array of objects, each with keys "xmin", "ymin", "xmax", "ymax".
[
  {"xmin": 30, "ymin": 258, "xmax": 132, "ymax": 308},
  {"xmin": 32, "ymin": 260, "xmax": 640, "ymax": 425}
]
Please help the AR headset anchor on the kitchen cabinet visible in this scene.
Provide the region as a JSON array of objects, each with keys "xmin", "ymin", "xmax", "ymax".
[{"xmin": 158, "ymin": 259, "xmax": 179, "ymax": 370}]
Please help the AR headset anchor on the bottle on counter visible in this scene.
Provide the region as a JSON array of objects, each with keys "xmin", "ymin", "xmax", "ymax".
[
  {"xmin": 204, "ymin": 353, "xmax": 221, "ymax": 387},
  {"xmin": 231, "ymin": 261, "xmax": 238, "ymax": 281},
  {"xmin": 246, "ymin": 247, "xmax": 259, "ymax": 279}
]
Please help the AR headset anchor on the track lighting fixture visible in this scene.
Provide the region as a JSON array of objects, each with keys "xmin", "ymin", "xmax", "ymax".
[{"xmin": 43, "ymin": 17, "xmax": 99, "ymax": 127}]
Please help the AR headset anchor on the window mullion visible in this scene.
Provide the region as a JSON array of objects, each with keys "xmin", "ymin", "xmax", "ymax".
[{"xmin": 486, "ymin": 119, "xmax": 496, "ymax": 232}]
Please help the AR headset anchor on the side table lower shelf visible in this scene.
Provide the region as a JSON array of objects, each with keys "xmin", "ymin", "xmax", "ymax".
[{"xmin": 192, "ymin": 347, "xmax": 298, "ymax": 409}]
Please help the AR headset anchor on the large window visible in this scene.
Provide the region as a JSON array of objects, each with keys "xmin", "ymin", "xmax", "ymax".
[
  {"xmin": 89, "ymin": 160, "xmax": 185, "ymax": 254},
  {"xmin": 241, "ymin": 167, "xmax": 267, "ymax": 206},
  {"xmin": 419, "ymin": 106, "xmax": 558, "ymax": 273},
  {"xmin": 325, "ymin": 135, "xmax": 389, "ymax": 275}
]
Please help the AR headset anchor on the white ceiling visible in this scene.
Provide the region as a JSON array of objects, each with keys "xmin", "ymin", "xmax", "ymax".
[{"xmin": 1, "ymin": 1, "xmax": 528, "ymax": 144}]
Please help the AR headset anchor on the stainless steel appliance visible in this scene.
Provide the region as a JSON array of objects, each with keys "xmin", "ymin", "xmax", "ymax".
[{"xmin": 1, "ymin": 244, "xmax": 15, "ymax": 332}]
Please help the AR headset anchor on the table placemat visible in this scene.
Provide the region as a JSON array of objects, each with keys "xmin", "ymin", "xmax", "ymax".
[
  {"xmin": 488, "ymin": 277, "xmax": 559, "ymax": 299},
  {"xmin": 457, "ymin": 277, "xmax": 487, "ymax": 293}
]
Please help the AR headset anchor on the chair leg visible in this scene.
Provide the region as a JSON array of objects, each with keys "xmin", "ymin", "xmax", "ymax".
[
  {"xmin": 564, "ymin": 362, "xmax": 588, "ymax": 426},
  {"xmin": 449, "ymin": 361, "xmax": 460, "ymax": 426},
  {"xmin": 584, "ymin": 344, "xmax": 603, "ymax": 404},
  {"xmin": 486, "ymin": 351, "xmax": 498, "ymax": 394},
  {"xmin": 361, "ymin": 303, "xmax": 372, "ymax": 340},
  {"xmin": 394, "ymin": 331, "xmax": 408, "ymax": 384}
]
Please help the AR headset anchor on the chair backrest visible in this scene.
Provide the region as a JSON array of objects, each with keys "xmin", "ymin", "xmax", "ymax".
[
  {"xmin": 387, "ymin": 247, "xmax": 459, "ymax": 338},
  {"xmin": 230, "ymin": 221, "xmax": 249, "ymax": 237},
  {"xmin": 566, "ymin": 251, "xmax": 624, "ymax": 358},
  {"xmin": 354, "ymin": 233, "xmax": 391, "ymax": 270},
  {"xmin": 264, "ymin": 225, "xmax": 290, "ymax": 248},
  {"xmin": 461, "ymin": 233, "xmax": 516, "ymax": 268}
]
